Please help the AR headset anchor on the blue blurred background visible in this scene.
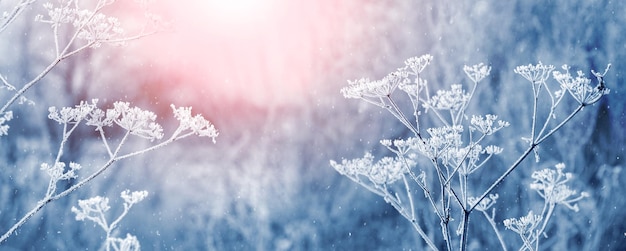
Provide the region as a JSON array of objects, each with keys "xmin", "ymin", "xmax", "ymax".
[{"xmin": 0, "ymin": 0, "xmax": 624, "ymax": 250}]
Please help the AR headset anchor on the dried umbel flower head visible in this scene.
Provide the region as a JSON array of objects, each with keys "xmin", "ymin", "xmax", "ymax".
[
  {"xmin": 330, "ymin": 152, "xmax": 410, "ymax": 185},
  {"xmin": 37, "ymin": 0, "xmax": 126, "ymax": 48},
  {"xmin": 121, "ymin": 190, "xmax": 148, "ymax": 205},
  {"xmin": 530, "ymin": 163, "xmax": 588, "ymax": 211},
  {"xmin": 108, "ymin": 102, "xmax": 164, "ymax": 141},
  {"xmin": 72, "ymin": 190, "xmax": 148, "ymax": 250},
  {"xmin": 75, "ymin": 12, "xmax": 124, "ymax": 48},
  {"xmin": 514, "ymin": 62, "xmax": 555, "ymax": 84},
  {"xmin": 41, "ymin": 162, "xmax": 82, "ymax": 182},
  {"xmin": 71, "ymin": 196, "xmax": 111, "ymax": 224},
  {"xmin": 48, "ymin": 100, "xmax": 96, "ymax": 124},
  {"xmin": 117, "ymin": 234, "xmax": 141, "ymax": 251},
  {"xmin": 330, "ymin": 152, "xmax": 375, "ymax": 177},
  {"xmin": 426, "ymin": 84, "xmax": 469, "ymax": 111},
  {"xmin": 171, "ymin": 105, "xmax": 219, "ymax": 143},
  {"xmin": 464, "ymin": 63, "xmax": 491, "ymax": 83},
  {"xmin": 340, "ymin": 70, "xmax": 408, "ymax": 100},
  {"xmin": 503, "ymin": 210, "xmax": 542, "ymax": 235},
  {"xmin": 404, "ymin": 54, "xmax": 433, "ymax": 75},
  {"xmin": 553, "ymin": 64, "xmax": 610, "ymax": 105},
  {"xmin": 470, "ymin": 114, "xmax": 510, "ymax": 135},
  {"xmin": 469, "ymin": 193, "xmax": 499, "ymax": 212},
  {"xmin": 413, "ymin": 125, "xmax": 464, "ymax": 159}
]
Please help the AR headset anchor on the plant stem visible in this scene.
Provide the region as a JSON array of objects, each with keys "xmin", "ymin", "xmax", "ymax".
[
  {"xmin": 470, "ymin": 103, "xmax": 584, "ymax": 213},
  {"xmin": 385, "ymin": 96, "xmax": 421, "ymax": 138},
  {"xmin": 0, "ymin": 129, "xmax": 188, "ymax": 243},
  {"xmin": 483, "ymin": 209, "xmax": 507, "ymax": 251},
  {"xmin": 411, "ymin": 219, "xmax": 440, "ymax": 251},
  {"xmin": 536, "ymin": 104, "xmax": 584, "ymax": 144},
  {"xmin": 470, "ymin": 144, "xmax": 535, "ymax": 213},
  {"xmin": 460, "ymin": 211, "xmax": 470, "ymax": 251}
]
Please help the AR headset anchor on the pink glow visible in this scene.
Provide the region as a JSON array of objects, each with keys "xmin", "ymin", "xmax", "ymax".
[{"xmin": 132, "ymin": 0, "xmax": 354, "ymax": 106}]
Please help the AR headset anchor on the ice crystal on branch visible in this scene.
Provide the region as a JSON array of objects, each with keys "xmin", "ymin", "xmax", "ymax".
[
  {"xmin": 41, "ymin": 162, "xmax": 82, "ymax": 197},
  {"xmin": 514, "ymin": 62, "xmax": 555, "ymax": 84}
]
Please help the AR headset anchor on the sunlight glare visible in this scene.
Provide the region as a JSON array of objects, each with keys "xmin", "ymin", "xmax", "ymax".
[
  {"xmin": 205, "ymin": 0, "xmax": 271, "ymax": 24},
  {"xmin": 132, "ymin": 0, "xmax": 355, "ymax": 107}
]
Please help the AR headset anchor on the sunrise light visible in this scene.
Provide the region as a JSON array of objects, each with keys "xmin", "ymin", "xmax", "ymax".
[
  {"xmin": 132, "ymin": 0, "xmax": 353, "ymax": 107},
  {"xmin": 205, "ymin": 0, "xmax": 270, "ymax": 22}
]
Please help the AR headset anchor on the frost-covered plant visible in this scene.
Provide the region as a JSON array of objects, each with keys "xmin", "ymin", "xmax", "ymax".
[
  {"xmin": 332, "ymin": 55, "xmax": 609, "ymax": 250},
  {"xmin": 503, "ymin": 211, "xmax": 542, "ymax": 251},
  {"xmin": 0, "ymin": 0, "xmax": 166, "ymax": 132},
  {"xmin": 0, "ymin": 0, "xmax": 217, "ymax": 246},
  {"xmin": 503, "ymin": 163, "xmax": 588, "ymax": 251},
  {"xmin": 0, "ymin": 110, "xmax": 13, "ymax": 136},
  {"xmin": 0, "ymin": 100, "xmax": 218, "ymax": 243},
  {"xmin": 72, "ymin": 190, "xmax": 148, "ymax": 251}
]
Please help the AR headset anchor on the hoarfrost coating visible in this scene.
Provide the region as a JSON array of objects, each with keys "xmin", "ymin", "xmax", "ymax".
[{"xmin": 332, "ymin": 55, "xmax": 609, "ymax": 250}]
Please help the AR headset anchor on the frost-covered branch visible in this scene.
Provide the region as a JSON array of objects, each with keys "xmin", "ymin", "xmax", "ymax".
[
  {"xmin": 0, "ymin": 0, "xmax": 168, "ymax": 133},
  {"xmin": 0, "ymin": 101, "xmax": 218, "ymax": 244},
  {"xmin": 333, "ymin": 55, "xmax": 609, "ymax": 250},
  {"xmin": 0, "ymin": 0, "xmax": 34, "ymax": 33},
  {"xmin": 72, "ymin": 190, "xmax": 148, "ymax": 251}
]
